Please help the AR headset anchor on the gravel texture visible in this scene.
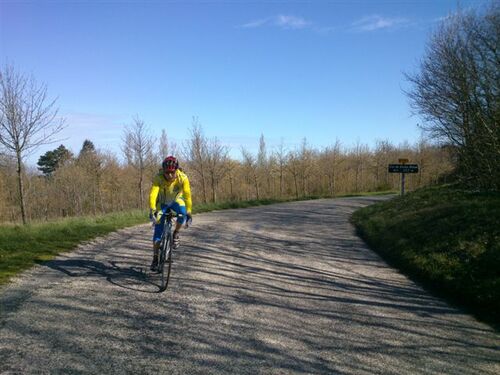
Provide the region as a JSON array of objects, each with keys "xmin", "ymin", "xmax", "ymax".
[{"xmin": 1, "ymin": 197, "xmax": 499, "ymax": 374}]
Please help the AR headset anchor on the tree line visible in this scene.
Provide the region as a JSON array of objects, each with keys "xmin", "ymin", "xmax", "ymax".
[{"xmin": 0, "ymin": 118, "xmax": 453, "ymax": 223}]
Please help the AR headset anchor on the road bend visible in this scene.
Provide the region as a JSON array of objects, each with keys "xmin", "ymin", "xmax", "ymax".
[{"xmin": 1, "ymin": 197, "xmax": 499, "ymax": 374}]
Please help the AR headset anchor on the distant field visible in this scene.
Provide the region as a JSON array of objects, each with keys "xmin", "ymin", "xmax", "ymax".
[{"xmin": 352, "ymin": 184, "xmax": 500, "ymax": 328}]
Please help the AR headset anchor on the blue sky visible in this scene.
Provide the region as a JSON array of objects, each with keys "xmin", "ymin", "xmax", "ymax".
[{"xmin": 0, "ymin": 0, "xmax": 491, "ymax": 164}]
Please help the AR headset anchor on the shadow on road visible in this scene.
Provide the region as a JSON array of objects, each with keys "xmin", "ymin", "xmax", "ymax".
[
  {"xmin": 2, "ymin": 197, "xmax": 498, "ymax": 374},
  {"xmin": 43, "ymin": 258, "xmax": 162, "ymax": 293},
  {"xmin": 163, "ymin": 198, "xmax": 499, "ymax": 374}
]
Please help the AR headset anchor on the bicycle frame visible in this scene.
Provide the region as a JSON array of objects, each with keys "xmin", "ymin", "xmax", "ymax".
[{"xmin": 156, "ymin": 208, "xmax": 177, "ymax": 291}]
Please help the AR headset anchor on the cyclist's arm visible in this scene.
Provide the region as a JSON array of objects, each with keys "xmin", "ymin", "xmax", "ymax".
[
  {"xmin": 182, "ymin": 176, "xmax": 192, "ymax": 214},
  {"xmin": 149, "ymin": 176, "xmax": 161, "ymax": 211}
]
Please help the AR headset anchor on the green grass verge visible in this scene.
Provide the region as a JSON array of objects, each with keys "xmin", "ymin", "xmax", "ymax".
[
  {"xmin": 0, "ymin": 191, "xmax": 395, "ymax": 288},
  {"xmin": 351, "ymin": 184, "xmax": 500, "ymax": 328},
  {"xmin": 0, "ymin": 210, "xmax": 148, "ymax": 286}
]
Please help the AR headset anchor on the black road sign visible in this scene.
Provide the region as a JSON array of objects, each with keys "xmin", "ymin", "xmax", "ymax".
[{"xmin": 388, "ymin": 164, "xmax": 419, "ymax": 173}]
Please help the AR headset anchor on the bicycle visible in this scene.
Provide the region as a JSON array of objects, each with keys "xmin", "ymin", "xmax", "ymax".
[{"xmin": 152, "ymin": 207, "xmax": 190, "ymax": 292}]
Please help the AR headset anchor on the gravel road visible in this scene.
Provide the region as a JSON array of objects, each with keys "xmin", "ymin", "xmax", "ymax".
[{"xmin": 1, "ymin": 197, "xmax": 499, "ymax": 374}]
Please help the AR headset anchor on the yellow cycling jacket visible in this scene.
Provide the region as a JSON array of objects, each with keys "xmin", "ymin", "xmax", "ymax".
[{"xmin": 149, "ymin": 169, "xmax": 192, "ymax": 213}]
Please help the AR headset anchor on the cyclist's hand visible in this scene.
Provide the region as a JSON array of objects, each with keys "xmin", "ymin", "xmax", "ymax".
[
  {"xmin": 186, "ymin": 213, "xmax": 192, "ymax": 228},
  {"xmin": 150, "ymin": 209, "xmax": 159, "ymax": 223}
]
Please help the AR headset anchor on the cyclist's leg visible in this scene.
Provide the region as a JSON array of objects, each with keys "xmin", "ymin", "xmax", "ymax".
[
  {"xmin": 170, "ymin": 200, "xmax": 187, "ymax": 248},
  {"xmin": 151, "ymin": 213, "xmax": 166, "ymax": 271},
  {"xmin": 172, "ymin": 200, "xmax": 187, "ymax": 226}
]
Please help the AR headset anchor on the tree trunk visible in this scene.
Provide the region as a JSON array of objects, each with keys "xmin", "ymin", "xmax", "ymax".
[
  {"xmin": 254, "ymin": 174, "xmax": 259, "ymax": 200},
  {"xmin": 139, "ymin": 171, "xmax": 144, "ymax": 209},
  {"xmin": 267, "ymin": 176, "xmax": 272, "ymax": 199},
  {"xmin": 293, "ymin": 173, "xmax": 299, "ymax": 200},
  {"xmin": 16, "ymin": 151, "xmax": 27, "ymax": 224},
  {"xmin": 211, "ymin": 174, "xmax": 217, "ymax": 203},
  {"xmin": 279, "ymin": 169, "xmax": 284, "ymax": 198},
  {"xmin": 355, "ymin": 167, "xmax": 359, "ymax": 192},
  {"xmin": 229, "ymin": 175, "xmax": 234, "ymax": 199},
  {"xmin": 332, "ymin": 172, "xmax": 336, "ymax": 197},
  {"xmin": 98, "ymin": 181, "xmax": 105, "ymax": 213},
  {"xmin": 92, "ymin": 187, "xmax": 97, "ymax": 215},
  {"xmin": 75, "ymin": 182, "xmax": 83, "ymax": 216},
  {"xmin": 201, "ymin": 175, "xmax": 207, "ymax": 204}
]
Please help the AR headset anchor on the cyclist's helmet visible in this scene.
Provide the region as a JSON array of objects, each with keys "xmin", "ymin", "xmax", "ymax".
[{"xmin": 162, "ymin": 156, "xmax": 179, "ymax": 173}]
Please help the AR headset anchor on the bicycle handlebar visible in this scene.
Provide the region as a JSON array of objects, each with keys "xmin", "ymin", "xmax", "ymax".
[{"xmin": 151, "ymin": 208, "xmax": 192, "ymax": 228}]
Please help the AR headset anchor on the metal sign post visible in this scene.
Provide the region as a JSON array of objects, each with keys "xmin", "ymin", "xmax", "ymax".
[
  {"xmin": 388, "ymin": 159, "xmax": 419, "ymax": 196},
  {"xmin": 400, "ymin": 158, "xmax": 407, "ymax": 196}
]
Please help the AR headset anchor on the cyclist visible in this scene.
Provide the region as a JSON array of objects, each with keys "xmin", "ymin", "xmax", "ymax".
[{"xmin": 149, "ymin": 155, "xmax": 192, "ymax": 271}]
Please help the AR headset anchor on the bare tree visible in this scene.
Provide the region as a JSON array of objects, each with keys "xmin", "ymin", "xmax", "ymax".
[
  {"xmin": 273, "ymin": 138, "xmax": 287, "ymax": 198},
  {"xmin": 373, "ymin": 139, "xmax": 394, "ymax": 190},
  {"xmin": 77, "ymin": 140, "xmax": 105, "ymax": 215},
  {"xmin": 0, "ymin": 65, "xmax": 65, "ymax": 223},
  {"xmin": 286, "ymin": 149, "xmax": 301, "ymax": 199},
  {"xmin": 226, "ymin": 159, "xmax": 239, "ymax": 200},
  {"xmin": 0, "ymin": 153, "xmax": 16, "ymax": 221},
  {"xmin": 298, "ymin": 138, "xmax": 314, "ymax": 196},
  {"xmin": 206, "ymin": 137, "xmax": 229, "ymax": 203},
  {"xmin": 350, "ymin": 139, "xmax": 369, "ymax": 193},
  {"xmin": 257, "ymin": 134, "xmax": 271, "ymax": 198},
  {"xmin": 241, "ymin": 147, "xmax": 259, "ymax": 200},
  {"xmin": 406, "ymin": 4, "xmax": 500, "ymax": 190},
  {"xmin": 184, "ymin": 117, "xmax": 209, "ymax": 203},
  {"xmin": 158, "ymin": 129, "xmax": 169, "ymax": 161},
  {"xmin": 158, "ymin": 129, "xmax": 178, "ymax": 162},
  {"xmin": 122, "ymin": 116, "xmax": 155, "ymax": 208},
  {"xmin": 322, "ymin": 138, "xmax": 344, "ymax": 196}
]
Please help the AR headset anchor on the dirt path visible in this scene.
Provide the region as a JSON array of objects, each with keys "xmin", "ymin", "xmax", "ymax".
[{"xmin": 1, "ymin": 197, "xmax": 499, "ymax": 374}]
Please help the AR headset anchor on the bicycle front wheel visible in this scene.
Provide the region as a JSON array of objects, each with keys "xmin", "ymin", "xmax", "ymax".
[{"xmin": 159, "ymin": 234, "xmax": 172, "ymax": 292}]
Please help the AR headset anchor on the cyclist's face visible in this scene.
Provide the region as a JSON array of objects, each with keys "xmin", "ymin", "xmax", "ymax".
[{"xmin": 164, "ymin": 171, "xmax": 176, "ymax": 181}]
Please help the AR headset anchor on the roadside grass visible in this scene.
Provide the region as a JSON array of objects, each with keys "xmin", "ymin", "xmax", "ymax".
[
  {"xmin": 0, "ymin": 190, "xmax": 395, "ymax": 287},
  {"xmin": 351, "ymin": 184, "xmax": 500, "ymax": 328},
  {"xmin": 0, "ymin": 210, "xmax": 147, "ymax": 286}
]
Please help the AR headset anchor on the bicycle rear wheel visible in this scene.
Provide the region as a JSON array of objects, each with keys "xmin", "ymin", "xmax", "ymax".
[{"xmin": 159, "ymin": 234, "xmax": 172, "ymax": 292}]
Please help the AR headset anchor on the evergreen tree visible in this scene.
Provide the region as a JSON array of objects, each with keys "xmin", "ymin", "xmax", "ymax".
[
  {"xmin": 37, "ymin": 144, "xmax": 73, "ymax": 176},
  {"xmin": 79, "ymin": 139, "xmax": 96, "ymax": 158}
]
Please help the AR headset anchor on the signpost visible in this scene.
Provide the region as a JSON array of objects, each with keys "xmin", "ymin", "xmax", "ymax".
[
  {"xmin": 388, "ymin": 164, "xmax": 419, "ymax": 173},
  {"xmin": 388, "ymin": 159, "xmax": 419, "ymax": 195}
]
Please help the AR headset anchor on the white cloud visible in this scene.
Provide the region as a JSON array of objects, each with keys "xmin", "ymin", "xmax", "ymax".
[
  {"xmin": 275, "ymin": 15, "xmax": 310, "ymax": 29},
  {"xmin": 240, "ymin": 14, "xmax": 414, "ymax": 34},
  {"xmin": 239, "ymin": 15, "xmax": 311, "ymax": 30},
  {"xmin": 240, "ymin": 18, "xmax": 269, "ymax": 28},
  {"xmin": 351, "ymin": 15, "xmax": 409, "ymax": 32}
]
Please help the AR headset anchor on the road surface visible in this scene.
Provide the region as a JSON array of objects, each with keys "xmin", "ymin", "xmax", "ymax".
[{"xmin": 1, "ymin": 197, "xmax": 499, "ymax": 374}]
